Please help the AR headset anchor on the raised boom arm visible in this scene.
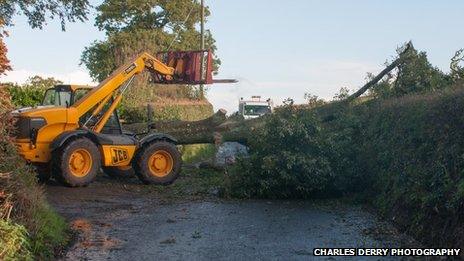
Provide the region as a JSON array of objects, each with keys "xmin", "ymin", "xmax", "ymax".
[
  {"xmin": 71, "ymin": 50, "xmax": 229, "ymax": 133},
  {"xmin": 72, "ymin": 52, "xmax": 175, "ymax": 120}
]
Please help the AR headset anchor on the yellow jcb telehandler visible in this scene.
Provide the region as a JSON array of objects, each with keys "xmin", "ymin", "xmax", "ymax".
[{"xmin": 12, "ymin": 50, "xmax": 215, "ymax": 187}]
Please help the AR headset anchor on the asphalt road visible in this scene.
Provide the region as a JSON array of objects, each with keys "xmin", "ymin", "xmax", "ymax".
[{"xmin": 45, "ymin": 175, "xmax": 416, "ymax": 260}]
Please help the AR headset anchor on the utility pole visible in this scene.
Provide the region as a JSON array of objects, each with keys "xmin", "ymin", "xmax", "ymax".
[{"xmin": 200, "ymin": 0, "xmax": 205, "ymax": 99}]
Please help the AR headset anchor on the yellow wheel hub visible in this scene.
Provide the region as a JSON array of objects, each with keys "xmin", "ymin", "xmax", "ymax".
[
  {"xmin": 148, "ymin": 150, "xmax": 174, "ymax": 177},
  {"xmin": 69, "ymin": 149, "xmax": 92, "ymax": 177}
]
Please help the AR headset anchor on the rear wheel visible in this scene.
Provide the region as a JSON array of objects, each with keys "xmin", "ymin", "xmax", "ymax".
[
  {"xmin": 102, "ymin": 166, "xmax": 134, "ymax": 179},
  {"xmin": 133, "ymin": 141, "xmax": 182, "ymax": 185},
  {"xmin": 52, "ymin": 138, "xmax": 101, "ymax": 187}
]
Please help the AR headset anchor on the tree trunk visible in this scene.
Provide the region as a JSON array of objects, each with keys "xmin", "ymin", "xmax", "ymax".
[
  {"xmin": 346, "ymin": 41, "xmax": 412, "ymax": 101},
  {"xmin": 123, "ymin": 110, "xmax": 262, "ymax": 145}
]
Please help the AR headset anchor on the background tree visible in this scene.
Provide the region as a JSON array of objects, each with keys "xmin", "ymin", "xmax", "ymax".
[
  {"xmin": 81, "ymin": 0, "xmax": 220, "ymax": 107},
  {"xmin": 369, "ymin": 45, "xmax": 453, "ymax": 98},
  {"xmin": 0, "ymin": 0, "xmax": 90, "ymax": 30},
  {"xmin": 333, "ymin": 87, "xmax": 351, "ymax": 101},
  {"xmin": 393, "ymin": 47, "xmax": 451, "ymax": 96},
  {"xmin": 450, "ymin": 49, "xmax": 464, "ymax": 84},
  {"xmin": 0, "ymin": 29, "xmax": 11, "ymax": 75},
  {"xmin": 304, "ymin": 93, "xmax": 326, "ymax": 108},
  {"xmin": 5, "ymin": 76, "xmax": 62, "ymax": 107},
  {"xmin": 0, "ymin": 0, "xmax": 90, "ymax": 77}
]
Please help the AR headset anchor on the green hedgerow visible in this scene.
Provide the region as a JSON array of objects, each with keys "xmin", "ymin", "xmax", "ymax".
[
  {"xmin": 0, "ymin": 220, "xmax": 32, "ymax": 261},
  {"xmin": 0, "ymin": 86, "xmax": 68, "ymax": 259}
]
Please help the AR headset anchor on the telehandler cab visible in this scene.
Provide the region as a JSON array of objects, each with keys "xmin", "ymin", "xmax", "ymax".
[{"xmin": 12, "ymin": 50, "xmax": 215, "ymax": 187}]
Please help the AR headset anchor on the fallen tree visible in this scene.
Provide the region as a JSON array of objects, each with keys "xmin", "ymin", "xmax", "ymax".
[
  {"xmin": 124, "ymin": 42, "xmax": 413, "ymax": 145},
  {"xmin": 124, "ymin": 109, "xmax": 264, "ymax": 145}
]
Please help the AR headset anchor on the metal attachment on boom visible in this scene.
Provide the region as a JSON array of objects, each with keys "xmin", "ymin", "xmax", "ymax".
[{"xmin": 153, "ymin": 50, "xmax": 213, "ymax": 85}]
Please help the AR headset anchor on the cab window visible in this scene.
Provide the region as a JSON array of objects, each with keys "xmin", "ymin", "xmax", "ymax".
[
  {"xmin": 78, "ymin": 97, "xmax": 123, "ymax": 135},
  {"xmin": 73, "ymin": 89, "xmax": 89, "ymax": 104},
  {"xmin": 42, "ymin": 89, "xmax": 72, "ymax": 107}
]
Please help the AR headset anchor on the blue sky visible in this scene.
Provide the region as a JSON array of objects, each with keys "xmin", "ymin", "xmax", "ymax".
[{"xmin": 3, "ymin": 1, "xmax": 464, "ymax": 112}]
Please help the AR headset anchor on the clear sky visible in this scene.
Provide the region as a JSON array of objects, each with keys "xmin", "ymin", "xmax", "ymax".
[{"xmin": 3, "ymin": 1, "xmax": 464, "ymax": 113}]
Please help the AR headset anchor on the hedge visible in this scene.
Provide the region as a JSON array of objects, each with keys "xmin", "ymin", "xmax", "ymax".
[{"xmin": 229, "ymin": 86, "xmax": 464, "ymax": 247}]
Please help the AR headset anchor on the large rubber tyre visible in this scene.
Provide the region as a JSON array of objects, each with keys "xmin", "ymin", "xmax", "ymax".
[
  {"xmin": 52, "ymin": 137, "xmax": 101, "ymax": 187},
  {"xmin": 102, "ymin": 166, "xmax": 134, "ymax": 179},
  {"xmin": 133, "ymin": 141, "xmax": 182, "ymax": 185},
  {"xmin": 33, "ymin": 163, "xmax": 51, "ymax": 183}
]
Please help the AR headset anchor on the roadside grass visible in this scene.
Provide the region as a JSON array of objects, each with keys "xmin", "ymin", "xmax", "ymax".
[
  {"xmin": 180, "ymin": 144, "xmax": 216, "ymax": 164},
  {"xmin": 30, "ymin": 204, "xmax": 68, "ymax": 257},
  {"xmin": 0, "ymin": 162, "xmax": 69, "ymax": 260}
]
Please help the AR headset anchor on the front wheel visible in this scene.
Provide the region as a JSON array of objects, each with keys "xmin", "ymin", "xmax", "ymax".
[
  {"xmin": 52, "ymin": 138, "xmax": 101, "ymax": 187},
  {"xmin": 133, "ymin": 141, "xmax": 182, "ymax": 185}
]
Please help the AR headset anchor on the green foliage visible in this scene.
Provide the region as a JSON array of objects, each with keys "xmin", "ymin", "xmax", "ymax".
[
  {"xmin": 0, "ymin": 87, "xmax": 68, "ymax": 259},
  {"xmin": 29, "ymin": 205, "xmax": 67, "ymax": 258},
  {"xmin": 303, "ymin": 92, "xmax": 326, "ymax": 108},
  {"xmin": 229, "ymin": 106, "xmax": 336, "ymax": 199},
  {"xmin": 118, "ymin": 105, "xmax": 148, "ymax": 123},
  {"xmin": 0, "ymin": 161, "xmax": 68, "ymax": 259},
  {"xmin": 181, "ymin": 144, "xmax": 216, "ymax": 164},
  {"xmin": 394, "ymin": 48, "xmax": 452, "ymax": 96},
  {"xmin": 81, "ymin": 29, "xmax": 174, "ymax": 82},
  {"xmin": 354, "ymin": 88, "xmax": 464, "ymax": 246},
  {"xmin": 450, "ymin": 49, "xmax": 464, "ymax": 83},
  {"xmin": 225, "ymin": 45, "xmax": 464, "ymax": 246},
  {"xmin": 229, "ymin": 85, "xmax": 464, "ymax": 246},
  {"xmin": 0, "ymin": 220, "xmax": 32, "ymax": 260},
  {"xmin": 0, "ymin": 140, "xmax": 68, "ymax": 259},
  {"xmin": 370, "ymin": 46, "xmax": 452, "ymax": 98},
  {"xmin": 6, "ymin": 76, "xmax": 62, "ymax": 107},
  {"xmin": 321, "ymin": 105, "xmax": 367, "ymax": 194},
  {"xmin": 81, "ymin": 0, "xmax": 220, "ymax": 109},
  {"xmin": 7, "ymin": 85, "xmax": 43, "ymax": 107},
  {"xmin": 333, "ymin": 87, "xmax": 351, "ymax": 101},
  {"xmin": 0, "ymin": 0, "xmax": 90, "ymax": 30},
  {"xmin": 228, "ymin": 102, "xmax": 371, "ymax": 200},
  {"xmin": 81, "ymin": 0, "xmax": 219, "ymax": 83},
  {"xmin": 95, "ymin": 0, "xmax": 208, "ymax": 33}
]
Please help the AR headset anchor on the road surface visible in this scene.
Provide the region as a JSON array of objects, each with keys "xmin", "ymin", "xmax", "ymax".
[{"xmin": 45, "ymin": 173, "xmax": 416, "ymax": 260}]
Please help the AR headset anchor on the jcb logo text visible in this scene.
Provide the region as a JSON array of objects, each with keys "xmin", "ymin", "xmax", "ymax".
[{"xmin": 111, "ymin": 148, "xmax": 129, "ymax": 164}]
